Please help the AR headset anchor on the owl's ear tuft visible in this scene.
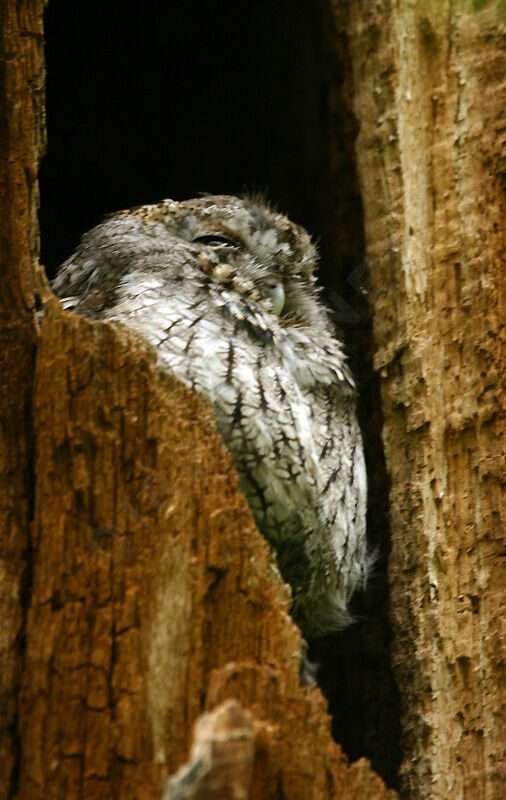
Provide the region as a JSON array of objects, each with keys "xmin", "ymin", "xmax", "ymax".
[{"xmin": 242, "ymin": 192, "xmax": 278, "ymax": 232}]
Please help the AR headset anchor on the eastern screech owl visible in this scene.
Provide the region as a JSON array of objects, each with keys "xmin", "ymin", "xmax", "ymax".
[{"xmin": 52, "ymin": 195, "xmax": 369, "ymax": 636}]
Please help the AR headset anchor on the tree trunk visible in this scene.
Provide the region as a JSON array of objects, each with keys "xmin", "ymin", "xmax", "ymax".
[
  {"xmin": 0, "ymin": 2, "xmax": 45, "ymax": 796},
  {"xmin": 333, "ymin": 1, "xmax": 505, "ymax": 798},
  {"xmin": 1, "ymin": 1, "xmax": 504, "ymax": 799}
]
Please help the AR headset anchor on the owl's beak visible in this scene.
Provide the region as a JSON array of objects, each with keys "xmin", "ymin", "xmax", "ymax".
[{"xmin": 271, "ymin": 283, "xmax": 285, "ymax": 316}]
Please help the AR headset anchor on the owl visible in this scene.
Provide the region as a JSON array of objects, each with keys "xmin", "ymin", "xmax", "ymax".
[{"xmin": 52, "ymin": 195, "xmax": 369, "ymax": 637}]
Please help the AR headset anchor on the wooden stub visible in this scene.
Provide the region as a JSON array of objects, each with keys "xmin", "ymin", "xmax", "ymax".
[{"xmin": 163, "ymin": 700, "xmax": 254, "ymax": 800}]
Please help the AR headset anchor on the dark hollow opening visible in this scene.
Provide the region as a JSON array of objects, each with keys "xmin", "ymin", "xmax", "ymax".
[{"xmin": 41, "ymin": 0, "xmax": 402, "ymax": 788}]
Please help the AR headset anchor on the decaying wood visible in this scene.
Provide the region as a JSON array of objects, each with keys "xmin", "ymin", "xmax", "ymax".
[
  {"xmin": 333, "ymin": 2, "xmax": 506, "ymax": 798},
  {"xmin": 0, "ymin": 1, "xmax": 45, "ymax": 796},
  {"xmin": 15, "ymin": 302, "xmax": 396, "ymax": 800}
]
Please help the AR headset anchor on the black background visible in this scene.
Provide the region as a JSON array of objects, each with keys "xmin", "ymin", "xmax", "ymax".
[{"xmin": 41, "ymin": 1, "xmax": 331, "ymax": 275}]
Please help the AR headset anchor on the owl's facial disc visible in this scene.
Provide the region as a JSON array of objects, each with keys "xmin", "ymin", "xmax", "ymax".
[{"xmin": 190, "ymin": 223, "xmax": 286, "ymax": 318}]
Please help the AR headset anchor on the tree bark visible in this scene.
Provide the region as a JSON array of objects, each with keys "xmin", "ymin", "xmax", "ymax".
[
  {"xmin": 0, "ymin": 2, "xmax": 45, "ymax": 796},
  {"xmin": 334, "ymin": 1, "xmax": 505, "ymax": 798}
]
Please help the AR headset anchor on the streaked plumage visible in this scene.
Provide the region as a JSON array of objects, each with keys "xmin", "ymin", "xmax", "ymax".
[{"xmin": 52, "ymin": 195, "xmax": 369, "ymax": 635}]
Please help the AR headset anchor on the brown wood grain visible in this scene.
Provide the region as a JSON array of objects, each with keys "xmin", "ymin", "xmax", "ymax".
[
  {"xmin": 0, "ymin": 2, "xmax": 45, "ymax": 796},
  {"xmin": 333, "ymin": 1, "xmax": 506, "ymax": 797}
]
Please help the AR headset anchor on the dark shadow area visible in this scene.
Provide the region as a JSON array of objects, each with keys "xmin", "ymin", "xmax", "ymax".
[
  {"xmin": 41, "ymin": 0, "xmax": 331, "ymax": 275},
  {"xmin": 41, "ymin": 0, "xmax": 401, "ymax": 788}
]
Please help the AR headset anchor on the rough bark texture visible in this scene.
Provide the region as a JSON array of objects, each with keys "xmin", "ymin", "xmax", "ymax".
[
  {"xmin": 333, "ymin": 1, "xmax": 505, "ymax": 798},
  {"xmin": 16, "ymin": 302, "xmax": 396, "ymax": 800},
  {"xmin": 0, "ymin": 2, "xmax": 45, "ymax": 796}
]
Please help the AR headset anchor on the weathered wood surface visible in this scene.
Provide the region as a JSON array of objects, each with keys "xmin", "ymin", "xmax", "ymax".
[
  {"xmin": 333, "ymin": 1, "xmax": 506, "ymax": 798},
  {"xmin": 0, "ymin": 1, "xmax": 45, "ymax": 796}
]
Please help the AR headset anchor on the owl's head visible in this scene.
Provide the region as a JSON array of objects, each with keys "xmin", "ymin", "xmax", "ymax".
[
  {"xmin": 52, "ymin": 195, "xmax": 334, "ymax": 336},
  {"xmin": 130, "ymin": 195, "xmax": 328, "ymax": 331}
]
